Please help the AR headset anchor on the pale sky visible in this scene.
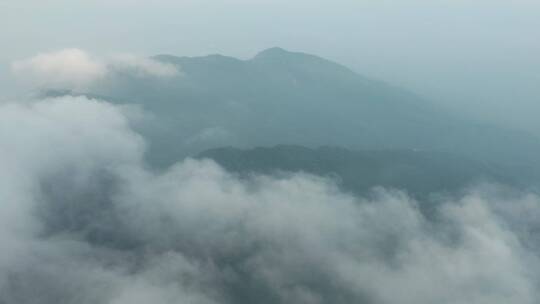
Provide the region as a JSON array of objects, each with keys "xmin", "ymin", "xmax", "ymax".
[{"xmin": 1, "ymin": 0, "xmax": 539, "ymax": 133}]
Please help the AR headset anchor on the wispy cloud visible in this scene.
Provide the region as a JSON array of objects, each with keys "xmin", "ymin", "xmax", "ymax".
[
  {"xmin": 109, "ymin": 53, "xmax": 180, "ymax": 77},
  {"xmin": 11, "ymin": 49, "xmax": 107, "ymax": 90},
  {"xmin": 11, "ymin": 49, "xmax": 180, "ymax": 91}
]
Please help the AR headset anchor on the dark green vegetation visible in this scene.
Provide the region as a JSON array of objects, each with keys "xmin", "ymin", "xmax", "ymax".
[{"xmin": 198, "ymin": 145, "xmax": 529, "ymax": 198}]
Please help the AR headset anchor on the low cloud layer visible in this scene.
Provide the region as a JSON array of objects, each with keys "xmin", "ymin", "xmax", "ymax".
[
  {"xmin": 1, "ymin": 96, "xmax": 540, "ymax": 303},
  {"xmin": 11, "ymin": 49, "xmax": 180, "ymax": 90}
]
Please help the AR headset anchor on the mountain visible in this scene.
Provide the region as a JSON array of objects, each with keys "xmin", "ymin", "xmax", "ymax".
[
  {"xmin": 197, "ymin": 145, "xmax": 527, "ymax": 199},
  {"xmin": 57, "ymin": 47, "xmax": 540, "ymax": 173}
]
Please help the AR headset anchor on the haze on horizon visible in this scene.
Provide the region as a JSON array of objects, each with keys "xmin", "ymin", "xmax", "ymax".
[{"xmin": 1, "ymin": 0, "xmax": 539, "ymax": 135}]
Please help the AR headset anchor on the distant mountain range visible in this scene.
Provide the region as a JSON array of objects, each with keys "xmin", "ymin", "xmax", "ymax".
[
  {"xmin": 46, "ymin": 47, "xmax": 540, "ymax": 186},
  {"xmin": 198, "ymin": 145, "xmax": 533, "ymax": 199}
]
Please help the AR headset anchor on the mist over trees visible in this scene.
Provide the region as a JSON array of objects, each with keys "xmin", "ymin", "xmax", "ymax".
[
  {"xmin": 1, "ymin": 25, "xmax": 539, "ymax": 303},
  {"xmin": 1, "ymin": 96, "xmax": 540, "ymax": 304}
]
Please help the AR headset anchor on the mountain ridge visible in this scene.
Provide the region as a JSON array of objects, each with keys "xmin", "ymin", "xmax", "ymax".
[
  {"xmin": 46, "ymin": 47, "xmax": 540, "ymax": 173},
  {"xmin": 197, "ymin": 145, "xmax": 526, "ymax": 198}
]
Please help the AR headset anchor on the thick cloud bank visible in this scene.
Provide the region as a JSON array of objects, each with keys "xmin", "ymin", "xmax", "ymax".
[{"xmin": 1, "ymin": 96, "xmax": 540, "ymax": 303}]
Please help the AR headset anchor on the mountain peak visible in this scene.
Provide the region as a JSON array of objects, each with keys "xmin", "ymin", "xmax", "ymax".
[{"xmin": 252, "ymin": 47, "xmax": 301, "ymax": 60}]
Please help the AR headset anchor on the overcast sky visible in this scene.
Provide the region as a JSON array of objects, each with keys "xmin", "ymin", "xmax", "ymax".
[{"xmin": 1, "ymin": 0, "xmax": 539, "ymax": 133}]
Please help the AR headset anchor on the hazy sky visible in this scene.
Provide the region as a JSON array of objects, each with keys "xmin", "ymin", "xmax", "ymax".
[{"xmin": 1, "ymin": 0, "xmax": 539, "ymax": 133}]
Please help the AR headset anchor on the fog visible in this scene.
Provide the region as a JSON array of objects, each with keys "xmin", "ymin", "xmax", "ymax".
[
  {"xmin": 1, "ymin": 2, "xmax": 540, "ymax": 303},
  {"xmin": 1, "ymin": 96, "xmax": 540, "ymax": 303}
]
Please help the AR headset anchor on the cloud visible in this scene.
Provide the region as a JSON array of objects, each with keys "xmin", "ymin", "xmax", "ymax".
[
  {"xmin": 11, "ymin": 49, "xmax": 180, "ymax": 91},
  {"xmin": 11, "ymin": 49, "xmax": 107, "ymax": 90},
  {"xmin": 1, "ymin": 96, "xmax": 540, "ymax": 303},
  {"xmin": 109, "ymin": 54, "xmax": 180, "ymax": 77}
]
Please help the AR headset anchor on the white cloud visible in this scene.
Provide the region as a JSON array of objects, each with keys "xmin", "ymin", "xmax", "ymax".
[
  {"xmin": 11, "ymin": 49, "xmax": 107, "ymax": 90},
  {"xmin": 1, "ymin": 96, "xmax": 539, "ymax": 303},
  {"xmin": 11, "ymin": 49, "xmax": 180, "ymax": 91}
]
